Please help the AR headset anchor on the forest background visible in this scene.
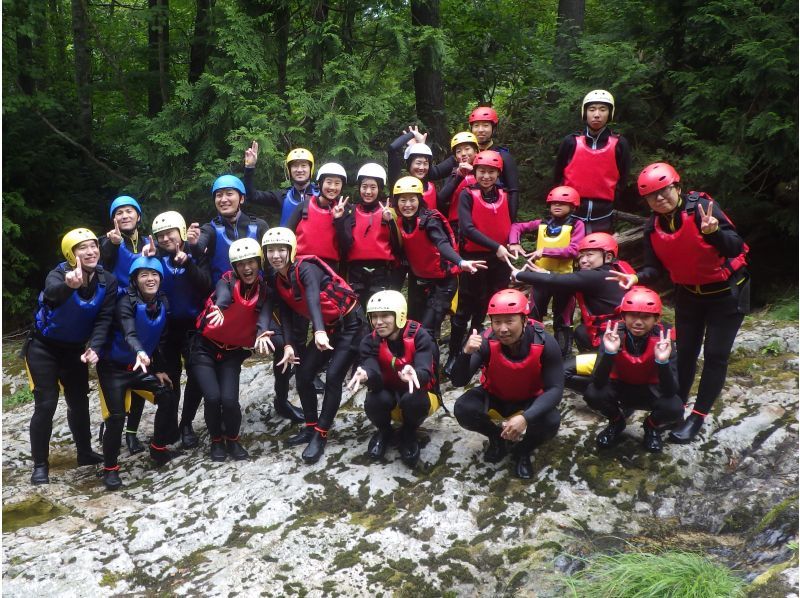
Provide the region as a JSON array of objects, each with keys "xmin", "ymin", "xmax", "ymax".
[{"xmin": 2, "ymin": 0, "xmax": 797, "ymax": 330}]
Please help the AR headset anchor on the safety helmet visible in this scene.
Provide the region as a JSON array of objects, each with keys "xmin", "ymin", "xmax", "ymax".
[
  {"xmin": 637, "ymin": 162, "xmax": 681, "ymax": 197},
  {"xmin": 228, "ymin": 238, "xmax": 262, "ymax": 266},
  {"xmin": 582, "ymin": 89, "xmax": 615, "ymax": 121},
  {"xmin": 468, "ymin": 106, "xmax": 499, "ymax": 125},
  {"xmin": 488, "ymin": 289, "xmax": 530, "ymax": 316},
  {"xmin": 577, "ymin": 232, "xmax": 618, "ymax": 257},
  {"xmin": 284, "ymin": 148, "xmax": 315, "ymax": 180},
  {"xmin": 393, "ymin": 176, "xmax": 424, "ymax": 197},
  {"xmin": 151, "ymin": 211, "xmax": 187, "ymax": 241},
  {"xmin": 109, "ymin": 196, "xmax": 142, "ymax": 220},
  {"xmin": 129, "ymin": 255, "xmax": 164, "ymax": 278},
  {"xmin": 450, "ymin": 131, "xmax": 479, "ymax": 151},
  {"xmin": 366, "ymin": 290, "xmax": 408, "ymax": 329},
  {"xmin": 546, "ymin": 186, "xmax": 581, "ymax": 207},
  {"xmin": 472, "ymin": 150, "xmax": 504, "ymax": 173},
  {"xmin": 61, "ymin": 228, "xmax": 98, "ymax": 267},
  {"xmin": 211, "ymin": 175, "xmax": 246, "ymax": 196},
  {"xmin": 404, "ymin": 143, "xmax": 433, "ymax": 161},
  {"xmin": 261, "ymin": 227, "xmax": 297, "ymax": 262},
  {"xmin": 356, "ymin": 163, "xmax": 387, "ymax": 187},
  {"xmin": 316, "ymin": 162, "xmax": 348, "ymax": 184},
  {"xmin": 619, "ymin": 286, "xmax": 662, "ymax": 315}
]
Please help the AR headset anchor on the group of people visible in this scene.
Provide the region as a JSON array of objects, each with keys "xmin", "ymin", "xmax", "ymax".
[{"xmin": 26, "ymin": 90, "xmax": 750, "ymax": 488}]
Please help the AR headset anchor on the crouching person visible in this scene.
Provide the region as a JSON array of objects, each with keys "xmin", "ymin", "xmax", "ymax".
[
  {"xmin": 348, "ymin": 291, "xmax": 440, "ymax": 467},
  {"xmin": 452, "ymin": 289, "xmax": 563, "ymax": 479},
  {"xmin": 97, "ymin": 257, "xmax": 179, "ymax": 490},
  {"xmin": 585, "ymin": 287, "xmax": 683, "ymax": 453}
]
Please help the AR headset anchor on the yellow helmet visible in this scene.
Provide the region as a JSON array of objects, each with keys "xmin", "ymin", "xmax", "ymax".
[
  {"xmin": 284, "ymin": 148, "xmax": 315, "ymax": 180},
  {"xmin": 393, "ymin": 176, "xmax": 424, "ymax": 197},
  {"xmin": 61, "ymin": 228, "xmax": 98, "ymax": 267},
  {"xmin": 228, "ymin": 238, "xmax": 262, "ymax": 266},
  {"xmin": 450, "ymin": 131, "xmax": 479, "ymax": 151},
  {"xmin": 261, "ymin": 227, "xmax": 297, "ymax": 262},
  {"xmin": 151, "ymin": 211, "xmax": 187, "ymax": 241},
  {"xmin": 366, "ymin": 290, "xmax": 408, "ymax": 329}
]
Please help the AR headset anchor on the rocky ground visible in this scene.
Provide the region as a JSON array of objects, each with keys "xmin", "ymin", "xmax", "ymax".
[{"xmin": 2, "ymin": 316, "xmax": 798, "ymax": 597}]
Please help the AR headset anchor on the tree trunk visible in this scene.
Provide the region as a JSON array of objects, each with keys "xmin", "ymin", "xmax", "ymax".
[
  {"xmin": 148, "ymin": 0, "xmax": 169, "ymax": 116},
  {"xmin": 274, "ymin": 0, "xmax": 289, "ymax": 99},
  {"xmin": 341, "ymin": 0, "xmax": 356, "ymax": 54},
  {"xmin": 308, "ymin": 1, "xmax": 328, "ymax": 87},
  {"xmin": 554, "ymin": 0, "xmax": 585, "ymax": 74},
  {"xmin": 410, "ymin": 0, "xmax": 448, "ymax": 157},
  {"xmin": 71, "ymin": 0, "xmax": 92, "ymax": 145},
  {"xmin": 48, "ymin": 0, "xmax": 68, "ymax": 75},
  {"xmin": 15, "ymin": 0, "xmax": 35, "ymax": 95},
  {"xmin": 188, "ymin": 0, "xmax": 213, "ymax": 84}
]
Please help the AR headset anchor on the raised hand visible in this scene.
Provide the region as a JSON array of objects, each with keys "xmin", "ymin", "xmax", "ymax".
[
  {"xmin": 602, "ymin": 320, "xmax": 621, "ymax": 354},
  {"xmin": 107, "ymin": 222, "xmax": 123, "ymax": 246},
  {"xmin": 186, "ymin": 222, "xmax": 201, "ymax": 245},
  {"xmin": 460, "ymin": 259, "xmax": 488, "ymax": 274},
  {"xmin": 133, "ymin": 351, "xmax": 150, "ymax": 373},
  {"xmin": 346, "ymin": 366, "xmax": 369, "ymax": 393},
  {"xmin": 464, "ymin": 328, "xmax": 483, "ymax": 355},
  {"xmin": 404, "ymin": 125, "xmax": 427, "ymax": 145},
  {"xmin": 314, "ymin": 330, "xmax": 333, "ymax": 351},
  {"xmin": 174, "ymin": 249, "xmax": 188, "ymax": 265},
  {"xmin": 605, "ymin": 270, "xmax": 637, "ymax": 290},
  {"xmin": 398, "ymin": 364, "xmax": 421, "ymax": 394},
  {"xmin": 65, "ymin": 257, "xmax": 84, "ymax": 288},
  {"xmin": 500, "ymin": 414, "xmax": 527, "ymax": 442},
  {"xmin": 142, "ymin": 235, "xmax": 157, "ymax": 257},
  {"xmin": 379, "ymin": 200, "xmax": 394, "ymax": 222},
  {"xmin": 80, "ymin": 347, "xmax": 99, "ymax": 365},
  {"xmin": 206, "ymin": 305, "xmax": 224, "ymax": 328},
  {"xmin": 332, "ymin": 196, "xmax": 350, "ymax": 219},
  {"xmin": 654, "ymin": 327, "xmax": 673, "ymax": 362},
  {"xmin": 255, "ymin": 330, "xmax": 276, "ymax": 354},
  {"xmin": 244, "ymin": 140, "xmax": 259, "ymax": 168},
  {"xmin": 697, "ymin": 201, "xmax": 719, "ymax": 234},
  {"xmin": 276, "ymin": 345, "xmax": 299, "ymax": 373},
  {"xmin": 458, "ymin": 162, "xmax": 473, "ymax": 175}
]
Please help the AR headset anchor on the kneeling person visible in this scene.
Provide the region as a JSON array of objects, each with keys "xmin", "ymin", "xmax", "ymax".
[
  {"xmin": 348, "ymin": 291, "xmax": 439, "ymax": 467},
  {"xmin": 452, "ymin": 289, "xmax": 563, "ymax": 479}
]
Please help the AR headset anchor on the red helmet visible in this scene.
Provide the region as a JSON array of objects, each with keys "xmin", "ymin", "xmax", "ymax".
[
  {"xmin": 577, "ymin": 232, "xmax": 618, "ymax": 257},
  {"xmin": 469, "ymin": 106, "xmax": 499, "ymax": 125},
  {"xmin": 473, "ymin": 150, "xmax": 503, "ymax": 172},
  {"xmin": 637, "ymin": 162, "xmax": 680, "ymax": 196},
  {"xmin": 619, "ymin": 286, "xmax": 662, "ymax": 315},
  {"xmin": 546, "ymin": 186, "xmax": 580, "ymax": 207},
  {"xmin": 487, "ymin": 289, "xmax": 529, "ymax": 316}
]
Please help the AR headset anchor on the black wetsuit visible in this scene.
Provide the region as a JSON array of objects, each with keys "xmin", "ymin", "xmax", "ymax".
[{"xmin": 244, "ymin": 167, "xmax": 317, "ymax": 227}]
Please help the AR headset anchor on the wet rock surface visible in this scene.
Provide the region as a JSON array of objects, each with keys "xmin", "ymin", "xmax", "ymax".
[{"xmin": 3, "ymin": 318, "xmax": 798, "ymax": 596}]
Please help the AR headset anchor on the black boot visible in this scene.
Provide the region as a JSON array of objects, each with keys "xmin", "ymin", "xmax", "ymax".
[
  {"xmin": 445, "ymin": 326, "xmax": 467, "ymax": 378},
  {"xmin": 149, "ymin": 444, "xmax": 181, "ymax": 466},
  {"xmin": 273, "ymin": 398, "xmax": 305, "ymax": 424},
  {"xmin": 102, "ymin": 467, "xmax": 122, "ymax": 491},
  {"xmin": 368, "ymin": 428, "xmax": 392, "ymax": 460},
  {"xmin": 668, "ymin": 413, "xmax": 705, "ymax": 444},
  {"xmin": 484, "ymin": 433, "xmax": 508, "ymax": 463},
  {"xmin": 77, "ymin": 449, "xmax": 104, "ymax": 466},
  {"xmin": 554, "ymin": 327, "xmax": 574, "ymax": 358},
  {"xmin": 226, "ymin": 438, "xmax": 249, "ymax": 461},
  {"xmin": 302, "ymin": 430, "xmax": 327, "ymax": 464},
  {"xmin": 126, "ymin": 432, "xmax": 145, "ymax": 455},
  {"xmin": 643, "ymin": 422, "xmax": 663, "ymax": 453},
  {"xmin": 512, "ymin": 452, "xmax": 533, "ymax": 480},
  {"xmin": 596, "ymin": 417, "xmax": 627, "ymax": 449},
  {"xmin": 97, "ymin": 422, "xmax": 105, "ymax": 445},
  {"xmin": 398, "ymin": 427, "xmax": 420, "ymax": 467},
  {"xmin": 287, "ymin": 426, "xmax": 316, "ymax": 446},
  {"xmin": 209, "ymin": 439, "xmax": 227, "ymax": 462},
  {"xmin": 31, "ymin": 463, "xmax": 49, "ymax": 485},
  {"xmin": 180, "ymin": 424, "xmax": 199, "ymax": 449}
]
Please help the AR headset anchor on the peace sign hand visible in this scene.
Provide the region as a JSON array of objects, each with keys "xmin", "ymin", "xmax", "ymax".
[
  {"xmin": 398, "ymin": 364, "xmax": 421, "ymax": 394},
  {"xmin": 654, "ymin": 327, "xmax": 673, "ymax": 362},
  {"xmin": 346, "ymin": 366, "xmax": 368, "ymax": 393},
  {"xmin": 605, "ymin": 270, "xmax": 637, "ymax": 290},
  {"xmin": 602, "ymin": 320, "xmax": 621, "ymax": 354},
  {"xmin": 65, "ymin": 257, "xmax": 84, "ymax": 288},
  {"xmin": 107, "ymin": 222, "xmax": 123, "ymax": 246},
  {"xmin": 174, "ymin": 249, "xmax": 188, "ymax": 265},
  {"xmin": 379, "ymin": 200, "xmax": 394, "ymax": 222},
  {"xmin": 332, "ymin": 196, "xmax": 349, "ymax": 219},
  {"xmin": 697, "ymin": 201, "xmax": 719, "ymax": 234},
  {"xmin": 276, "ymin": 345, "xmax": 299, "ymax": 373},
  {"xmin": 244, "ymin": 140, "xmax": 259, "ymax": 168}
]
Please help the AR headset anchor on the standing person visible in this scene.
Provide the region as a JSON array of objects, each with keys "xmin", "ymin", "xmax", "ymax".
[
  {"xmin": 347, "ymin": 291, "xmax": 440, "ymax": 467},
  {"xmin": 26, "ymin": 229, "xmax": 115, "ymax": 485},
  {"xmin": 150, "ymin": 211, "xmax": 212, "ymax": 448},
  {"xmin": 508, "ymin": 186, "xmax": 586, "ymax": 356},
  {"xmin": 451, "ymin": 289, "xmax": 563, "ymax": 479},
  {"xmin": 585, "ymin": 287, "xmax": 683, "ymax": 453},
  {"xmin": 193, "ymin": 238, "xmax": 282, "ymax": 462},
  {"xmin": 436, "ymin": 132, "xmax": 480, "ymax": 234},
  {"xmin": 262, "ymin": 227, "xmax": 364, "ymax": 464},
  {"xmin": 554, "ymin": 90, "xmax": 631, "ymax": 233},
  {"xmin": 244, "ymin": 144, "xmax": 319, "ymax": 227},
  {"xmin": 610, "ymin": 162, "xmax": 749, "ymax": 443},
  {"xmin": 96, "ymin": 257, "xmax": 179, "ymax": 490}
]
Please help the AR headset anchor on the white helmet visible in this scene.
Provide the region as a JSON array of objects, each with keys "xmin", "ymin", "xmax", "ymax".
[
  {"xmin": 356, "ymin": 163, "xmax": 387, "ymax": 187},
  {"xmin": 261, "ymin": 227, "xmax": 297, "ymax": 262},
  {"xmin": 582, "ymin": 89, "xmax": 615, "ymax": 121},
  {"xmin": 228, "ymin": 238, "xmax": 262, "ymax": 266},
  {"xmin": 151, "ymin": 211, "xmax": 187, "ymax": 241},
  {"xmin": 316, "ymin": 162, "xmax": 348, "ymax": 184},
  {"xmin": 404, "ymin": 143, "xmax": 433, "ymax": 161},
  {"xmin": 366, "ymin": 290, "xmax": 408, "ymax": 329}
]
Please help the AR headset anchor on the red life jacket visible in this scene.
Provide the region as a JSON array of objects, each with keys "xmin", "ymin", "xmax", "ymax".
[
  {"xmin": 276, "ymin": 255, "xmax": 358, "ymax": 327},
  {"xmin": 610, "ymin": 324, "xmax": 674, "ymax": 385},
  {"xmin": 198, "ymin": 272, "xmax": 263, "ymax": 348},
  {"xmin": 480, "ymin": 320, "xmax": 545, "ymax": 402},
  {"xmin": 461, "ymin": 187, "xmax": 512, "ymax": 253},
  {"xmin": 296, "ymin": 196, "xmax": 339, "ymax": 262},
  {"xmin": 576, "ymin": 260, "xmax": 636, "ymax": 347},
  {"xmin": 374, "ymin": 320, "xmax": 434, "ymax": 392},
  {"xmin": 401, "ymin": 209, "xmax": 459, "ymax": 279},
  {"xmin": 649, "ymin": 192, "xmax": 748, "ymax": 286},
  {"xmin": 562, "ymin": 134, "xmax": 619, "ymax": 201},
  {"xmin": 347, "ymin": 204, "xmax": 394, "ymax": 262},
  {"xmin": 422, "ymin": 181, "xmax": 437, "ymax": 212},
  {"xmin": 448, "ymin": 175, "xmax": 476, "ymax": 223}
]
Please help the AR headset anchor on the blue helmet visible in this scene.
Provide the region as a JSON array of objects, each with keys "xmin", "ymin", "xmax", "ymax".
[
  {"xmin": 109, "ymin": 196, "xmax": 142, "ymax": 220},
  {"xmin": 129, "ymin": 256, "xmax": 164, "ymax": 278},
  {"xmin": 211, "ymin": 175, "xmax": 246, "ymax": 196}
]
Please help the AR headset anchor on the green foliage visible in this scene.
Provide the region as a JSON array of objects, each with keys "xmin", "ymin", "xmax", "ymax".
[
  {"xmin": 562, "ymin": 549, "xmax": 746, "ymax": 597},
  {"xmin": 4, "ymin": 386, "xmax": 34, "ymax": 410}
]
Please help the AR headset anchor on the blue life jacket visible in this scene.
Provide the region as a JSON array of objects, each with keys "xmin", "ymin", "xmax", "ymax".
[
  {"xmin": 159, "ymin": 255, "xmax": 203, "ymax": 320},
  {"xmin": 107, "ymin": 300, "xmax": 167, "ymax": 365},
  {"xmin": 281, "ymin": 184, "xmax": 319, "ymax": 226},
  {"xmin": 112, "ymin": 238, "xmax": 149, "ymax": 296},
  {"xmin": 34, "ymin": 262, "xmax": 107, "ymax": 344},
  {"xmin": 210, "ymin": 219, "xmax": 259, "ymax": 284}
]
